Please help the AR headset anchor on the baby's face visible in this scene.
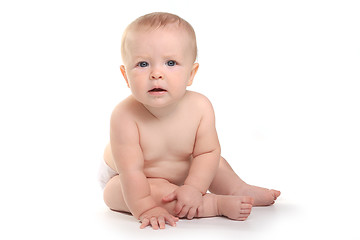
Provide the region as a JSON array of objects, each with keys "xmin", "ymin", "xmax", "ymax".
[{"xmin": 121, "ymin": 24, "xmax": 198, "ymax": 109}]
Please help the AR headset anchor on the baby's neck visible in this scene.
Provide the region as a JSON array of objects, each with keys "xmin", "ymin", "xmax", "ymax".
[{"xmin": 143, "ymin": 101, "xmax": 180, "ymax": 120}]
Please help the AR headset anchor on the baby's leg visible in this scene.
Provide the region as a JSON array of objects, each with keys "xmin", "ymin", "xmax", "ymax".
[
  {"xmin": 198, "ymin": 194, "xmax": 253, "ymax": 221},
  {"xmin": 103, "ymin": 176, "xmax": 178, "ymax": 214},
  {"xmin": 103, "ymin": 176, "xmax": 253, "ymax": 221},
  {"xmin": 209, "ymin": 157, "xmax": 281, "ymax": 206}
]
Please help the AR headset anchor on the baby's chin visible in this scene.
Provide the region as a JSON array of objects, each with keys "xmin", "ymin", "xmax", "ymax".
[
  {"xmin": 143, "ymin": 98, "xmax": 182, "ymax": 110},
  {"xmin": 135, "ymin": 90, "xmax": 188, "ymax": 108}
]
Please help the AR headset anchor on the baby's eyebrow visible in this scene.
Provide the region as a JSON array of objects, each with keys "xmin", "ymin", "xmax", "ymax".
[
  {"xmin": 162, "ymin": 52, "xmax": 181, "ymax": 58},
  {"xmin": 163, "ymin": 54, "xmax": 177, "ymax": 58},
  {"xmin": 133, "ymin": 55, "xmax": 150, "ymax": 61}
]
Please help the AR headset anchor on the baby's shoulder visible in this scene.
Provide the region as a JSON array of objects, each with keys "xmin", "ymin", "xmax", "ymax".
[
  {"xmin": 111, "ymin": 96, "xmax": 142, "ymax": 123},
  {"xmin": 110, "ymin": 96, "xmax": 142, "ymax": 141},
  {"xmin": 185, "ymin": 91, "xmax": 214, "ymax": 111}
]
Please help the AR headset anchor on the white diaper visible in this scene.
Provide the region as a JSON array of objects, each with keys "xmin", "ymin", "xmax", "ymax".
[{"xmin": 98, "ymin": 160, "xmax": 118, "ymax": 189}]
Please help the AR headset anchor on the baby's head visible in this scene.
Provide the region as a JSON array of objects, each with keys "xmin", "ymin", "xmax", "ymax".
[
  {"xmin": 120, "ymin": 13, "xmax": 200, "ymax": 109},
  {"xmin": 121, "ymin": 12, "xmax": 197, "ymax": 65}
]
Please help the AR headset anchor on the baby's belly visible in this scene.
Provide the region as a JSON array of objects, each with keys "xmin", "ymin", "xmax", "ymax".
[
  {"xmin": 143, "ymin": 159, "xmax": 191, "ymax": 186},
  {"xmin": 103, "ymin": 143, "xmax": 191, "ymax": 186}
]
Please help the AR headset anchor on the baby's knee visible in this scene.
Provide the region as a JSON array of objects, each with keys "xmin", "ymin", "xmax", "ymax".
[{"xmin": 103, "ymin": 176, "xmax": 128, "ymax": 212}]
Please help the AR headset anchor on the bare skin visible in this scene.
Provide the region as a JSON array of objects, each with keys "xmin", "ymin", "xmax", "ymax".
[
  {"xmin": 209, "ymin": 155, "xmax": 281, "ymax": 206},
  {"xmin": 104, "ymin": 176, "xmax": 254, "ymax": 229},
  {"xmin": 103, "ymin": 21, "xmax": 280, "ymax": 230},
  {"xmin": 103, "ymin": 93, "xmax": 280, "ymax": 229},
  {"xmin": 104, "ymin": 141, "xmax": 280, "ymax": 207}
]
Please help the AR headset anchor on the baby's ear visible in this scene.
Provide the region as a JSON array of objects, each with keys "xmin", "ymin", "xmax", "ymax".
[
  {"xmin": 120, "ymin": 65, "xmax": 130, "ymax": 88},
  {"xmin": 187, "ymin": 63, "xmax": 199, "ymax": 86}
]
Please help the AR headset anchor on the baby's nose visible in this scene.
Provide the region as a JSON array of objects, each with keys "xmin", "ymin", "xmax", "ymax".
[
  {"xmin": 151, "ymin": 73, "xmax": 163, "ymax": 79},
  {"xmin": 151, "ymin": 70, "xmax": 163, "ymax": 80}
]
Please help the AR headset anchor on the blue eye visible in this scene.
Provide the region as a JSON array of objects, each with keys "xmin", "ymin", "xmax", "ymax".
[
  {"xmin": 137, "ymin": 61, "xmax": 149, "ymax": 67},
  {"xmin": 166, "ymin": 60, "xmax": 176, "ymax": 66}
]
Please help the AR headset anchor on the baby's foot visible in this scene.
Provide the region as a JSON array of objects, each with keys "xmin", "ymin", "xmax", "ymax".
[
  {"xmin": 216, "ymin": 195, "xmax": 254, "ymax": 221},
  {"xmin": 233, "ymin": 184, "xmax": 281, "ymax": 206}
]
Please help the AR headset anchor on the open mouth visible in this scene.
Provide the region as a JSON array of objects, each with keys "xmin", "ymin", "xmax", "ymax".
[
  {"xmin": 148, "ymin": 87, "xmax": 167, "ymax": 96},
  {"xmin": 148, "ymin": 88, "xmax": 167, "ymax": 93}
]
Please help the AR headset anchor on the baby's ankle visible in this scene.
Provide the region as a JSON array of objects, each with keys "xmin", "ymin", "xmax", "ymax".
[
  {"xmin": 215, "ymin": 195, "xmax": 224, "ymax": 216},
  {"xmin": 197, "ymin": 194, "xmax": 220, "ymax": 218}
]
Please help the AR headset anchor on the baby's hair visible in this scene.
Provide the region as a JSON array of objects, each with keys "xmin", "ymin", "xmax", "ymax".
[{"xmin": 121, "ymin": 12, "xmax": 197, "ymax": 63}]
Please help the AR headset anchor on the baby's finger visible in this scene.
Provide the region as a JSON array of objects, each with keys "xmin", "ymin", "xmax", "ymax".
[
  {"xmin": 140, "ymin": 218, "xmax": 150, "ymax": 229},
  {"xmin": 158, "ymin": 216, "xmax": 166, "ymax": 229},
  {"xmin": 162, "ymin": 191, "xmax": 177, "ymax": 202},
  {"xmin": 178, "ymin": 206, "xmax": 190, "ymax": 218},
  {"xmin": 174, "ymin": 202, "xmax": 184, "ymax": 215},
  {"xmin": 187, "ymin": 207, "xmax": 197, "ymax": 220},
  {"xmin": 150, "ymin": 217, "xmax": 159, "ymax": 230},
  {"xmin": 164, "ymin": 215, "xmax": 177, "ymax": 227}
]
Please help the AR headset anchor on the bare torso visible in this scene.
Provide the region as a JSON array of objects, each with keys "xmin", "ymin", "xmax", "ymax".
[{"xmin": 104, "ymin": 91, "xmax": 204, "ymax": 185}]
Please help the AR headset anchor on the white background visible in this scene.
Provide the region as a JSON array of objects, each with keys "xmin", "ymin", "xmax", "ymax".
[{"xmin": 1, "ymin": 0, "xmax": 359, "ymax": 239}]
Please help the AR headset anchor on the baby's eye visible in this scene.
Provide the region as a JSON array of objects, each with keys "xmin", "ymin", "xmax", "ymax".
[
  {"xmin": 166, "ymin": 60, "xmax": 177, "ymax": 66},
  {"xmin": 137, "ymin": 61, "xmax": 149, "ymax": 67}
]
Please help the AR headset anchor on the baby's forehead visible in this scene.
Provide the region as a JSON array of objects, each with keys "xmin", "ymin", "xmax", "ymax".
[
  {"xmin": 129, "ymin": 23, "xmax": 191, "ymax": 39},
  {"xmin": 122, "ymin": 23, "xmax": 197, "ymax": 63},
  {"xmin": 126, "ymin": 26, "xmax": 195, "ymax": 51}
]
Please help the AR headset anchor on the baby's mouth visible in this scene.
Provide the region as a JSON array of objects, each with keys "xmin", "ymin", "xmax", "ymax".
[
  {"xmin": 148, "ymin": 88, "xmax": 167, "ymax": 93},
  {"xmin": 148, "ymin": 87, "xmax": 167, "ymax": 96}
]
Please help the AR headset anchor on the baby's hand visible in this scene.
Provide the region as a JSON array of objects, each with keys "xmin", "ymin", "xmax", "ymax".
[
  {"xmin": 139, "ymin": 206, "xmax": 178, "ymax": 230},
  {"xmin": 162, "ymin": 185, "xmax": 203, "ymax": 219}
]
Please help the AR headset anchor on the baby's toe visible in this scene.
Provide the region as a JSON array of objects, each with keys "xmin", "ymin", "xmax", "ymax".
[
  {"xmin": 240, "ymin": 208, "xmax": 251, "ymax": 214},
  {"xmin": 241, "ymin": 196, "xmax": 254, "ymax": 205},
  {"xmin": 270, "ymin": 190, "xmax": 281, "ymax": 200}
]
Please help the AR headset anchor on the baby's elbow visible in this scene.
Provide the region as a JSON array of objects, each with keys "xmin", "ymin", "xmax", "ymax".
[
  {"xmin": 212, "ymin": 143, "xmax": 221, "ymax": 157},
  {"xmin": 214, "ymin": 147, "xmax": 221, "ymax": 163},
  {"xmin": 207, "ymin": 147, "xmax": 221, "ymax": 164},
  {"xmin": 216, "ymin": 145, "xmax": 221, "ymax": 156}
]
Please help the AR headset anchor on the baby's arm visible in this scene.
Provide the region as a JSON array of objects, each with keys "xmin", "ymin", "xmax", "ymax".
[
  {"xmin": 185, "ymin": 97, "xmax": 221, "ymax": 193},
  {"xmin": 110, "ymin": 107, "xmax": 176, "ymax": 228},
  {"xmin": 163, "ymin": 96, "xmax": 221, "ymax": 218}
]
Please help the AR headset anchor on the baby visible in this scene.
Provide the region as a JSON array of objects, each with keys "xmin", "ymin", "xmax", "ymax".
[{"xmin": 99, "ymin": 12, "xmax": 280, "ymax": 230}]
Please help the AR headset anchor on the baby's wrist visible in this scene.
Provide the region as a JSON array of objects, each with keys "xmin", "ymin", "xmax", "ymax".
[
  {"xmin": 183, "ymin": 183, "xmax": 204, "ymax": 195},
  {"xmin": 133, "ymin": 196, "xmax": 158, "ymax": 219}
]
